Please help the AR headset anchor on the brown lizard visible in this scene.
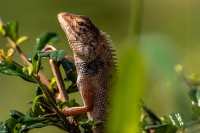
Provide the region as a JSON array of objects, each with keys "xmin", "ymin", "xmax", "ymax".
[{"xmin": 57, "ymin": 12, "xmax": 116, "ymax": 133}]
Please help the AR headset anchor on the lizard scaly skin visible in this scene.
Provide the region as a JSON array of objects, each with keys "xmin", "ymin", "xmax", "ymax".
[{"xmin": 57, "ymin": 12, "xmax": 116, "ymax": 133}]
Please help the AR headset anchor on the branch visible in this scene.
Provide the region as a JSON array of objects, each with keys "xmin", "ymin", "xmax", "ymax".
[
  {"xmin": 7, "ymin": 39, "xmax": 80, "ymax": 133},
  {"xmin": 43, "ymin": 45, "xmax": 69, "ymax": 102},
  {"xmin": 7, "ymin": 37, "xmax": 51, "ymax": 88}
]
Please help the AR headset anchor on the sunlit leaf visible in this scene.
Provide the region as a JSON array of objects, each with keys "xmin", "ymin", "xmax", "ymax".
[
  {"xmin": 0, "ymin": 19, "xmax": 6, "ymax": 36},
  {"xmin": 0, "ymin": 61, "xmax": 36, "ymax": 83},
  {"xmin": 4, "ymin": 21, "xmax": 19, "ymax": 41},
  {"xmin": 50, "ymin": 77, "xmax": 57, "ymax": 89},
  {"xmin": 32, "ymin": 54, "xmax": 41, "ymax": 74},
  {"xmin": 0, "ymin": 49, "xmax": 5, "ymax": 61},
  {"xmin": 16, "ymin": 36, "xmax": 28, "ymax": 45},
  {"xmin": 6, "ymin": 48, "xmax": 15, "ymax": 62}
]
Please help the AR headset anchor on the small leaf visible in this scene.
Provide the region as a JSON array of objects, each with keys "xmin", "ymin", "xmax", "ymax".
[
  {"xmin": 0, "ymin": 49, "xmax": 5, "ymax": 61},
  {"xmin": 6, "ymin": 48, "xmax": 15, "ymax": 62},
  {"xmin": 10, "ymin": 110, "xmax": 25, "ymax": 122},
  {"xmin": 50, "ymin": 50, "xmax": 65, "ymax": 62},
  {"xmin": 0, "ymin": 18, "xmax": 6, "ymax": 36},
  {"xmin": 32, "ymin": 95, "xmax": 44, "ymax": 113},
  {"xmin": 187, "ymin": 73, "xmax": 200, "ymax": 86},
  {"xmin": 59, "ymin": 99, "xmax": 80, "ymax": 109},
  {"xmin": 26, "ymin": 64, "xmax": 34, "ymax": 75},
  {"xmin": 164, "ymin": 113, "xmax": 184, "ymax": 128},
  {"xmin": 16, "ymin": 36, "xmax": 28, "ymax": 45},
  {"xmin": 79, "ymin": 120, "xmax": 94, "ymax": 133},
  {"xmin": 32, "ymin": 54, "xmax": 41, "ymax": 74},
  {"xmin": 38, "ymin": 50, "xmax": 65, "ymax": 62},
  {"xmin": 188, "ymin": 87, "xmax": 200, "ymax": 116},
  {"xmin": 5, "ymin": 118, "xmax": 18, "ymax": 132},
  {"xmin": 50, "ymin": 77, "xmax": 56, "ymax": 89},
  {"xmin": 35, "ymin": 32, "xmax": 58, "ymax": 51},
  {"xmin": 4, "ymin": 21, "xmax": 18, "ymax": 41},
  {"xmin": 20, "ymin": 123, "xmax": 47, "ymax": 132},
  {"xmin": 60, "ymin": 58, "xmax": 76, "ymax": 83},
  {"xmin": 0, "ymin": 122, "xmax": 8, "ymax": 133},
  {"xmin": 35, "ymin": 87, "xmax": 43, "ymax": 96},
  {"xmin": 0, "ymin": 60, "xmax": 37, "ymax": 83}
]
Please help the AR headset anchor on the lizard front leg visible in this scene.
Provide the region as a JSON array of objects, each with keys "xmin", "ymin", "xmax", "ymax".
[{"xmin": 62, "ymin": 79, "xmax": 94, "ymax": 116}]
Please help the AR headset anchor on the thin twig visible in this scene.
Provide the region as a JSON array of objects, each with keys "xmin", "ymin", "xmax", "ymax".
[
  {"xmin": 50, "ymin": 59, "xmax": 68, "ymax": 101},
  {"xmin": 7, "ymin": 37, "xmax": 73, "ymax": 128},
  {"xmin": 42, "ymin": 45, "xmax": 68, "ymax": 101}
]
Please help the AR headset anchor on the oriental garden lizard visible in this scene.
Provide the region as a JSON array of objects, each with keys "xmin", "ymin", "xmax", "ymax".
[{"xmin": 57, "ymin": 12, "xmax": 116, "ymax": 133}]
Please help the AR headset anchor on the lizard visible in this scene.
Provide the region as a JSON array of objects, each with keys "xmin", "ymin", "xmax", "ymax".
[{"xmin": 57, "ymin": 12, "xmax": 116, "ymax": 133}]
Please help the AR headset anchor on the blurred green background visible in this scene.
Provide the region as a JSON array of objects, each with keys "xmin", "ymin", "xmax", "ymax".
[{"xmin": 0, "ymin": 0, "xmax": 199, "ymax": 132}]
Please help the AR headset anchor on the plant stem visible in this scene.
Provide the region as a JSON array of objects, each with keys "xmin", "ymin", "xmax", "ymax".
[
  {"xmin": 37, "ymin": 80, "xmax": 80, "ymax": 133},
  {"xmin": 49, "ymin": 59, "xmax": 68, "ymax": 101},
  {"xmin": 43, "ymin": 45, "xmax": 69, "ymax": 102}
]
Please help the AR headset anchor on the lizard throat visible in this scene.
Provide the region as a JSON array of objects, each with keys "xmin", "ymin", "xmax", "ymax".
[{"xmin": 76, "ymin": 57, "xmax": 104, "ymax": 76}]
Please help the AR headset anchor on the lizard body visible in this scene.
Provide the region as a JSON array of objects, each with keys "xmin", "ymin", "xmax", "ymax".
[{"xmin": 57, "ymin": 12, "xmax": 116, "ymax": 133}]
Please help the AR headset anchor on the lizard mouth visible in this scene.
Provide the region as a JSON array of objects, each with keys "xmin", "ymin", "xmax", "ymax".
[
  {"xmin": 57, "ymin": 12, "xmax": 78, "ymax": 42},
  {"xmin": 57, "ymin": 12, "xmax": 72, "ymax": 32}
]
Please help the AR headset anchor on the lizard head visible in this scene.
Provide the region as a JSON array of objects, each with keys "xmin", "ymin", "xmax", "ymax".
[{"xmin": 57, "ymin": 12, "xmax": 100, "ymax": 60}]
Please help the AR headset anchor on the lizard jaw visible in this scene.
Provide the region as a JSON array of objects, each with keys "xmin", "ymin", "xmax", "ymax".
[{"xmin": 57, "ymin": 12, "xmax": 78, "ymax": 43}]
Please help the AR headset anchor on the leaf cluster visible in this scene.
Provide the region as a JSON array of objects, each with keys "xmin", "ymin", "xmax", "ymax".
[{"xmin": 0, "ymin": 19, "xmax": 92, "ymax": 133}]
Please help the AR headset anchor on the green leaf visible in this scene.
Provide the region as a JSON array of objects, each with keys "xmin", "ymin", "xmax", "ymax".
[
  {"xmin": 60, "ymin": 58, "xmax": 77, "ymax": 84},
  {"xmin": 0, "ymin": 60, "xmax": 37, "ymax": 83},
  {"xmin": 187, "ymin": 87, "xmax": 200, "ymax": 117},
  {"xmin": 0, "ymin": 20, "xmax": 6, "ymax": 36},
  {"xmin": 141, "ymin": 104, "xmax": 162, "ymax": 125},
  {"xmin": 164, "ymin": 113, "xmax": 184, "ymax": 128},
  {"xmin": 4, "ymin": 21, "xmax": 19, "ymax": 41},
  {"xmin": 145, "ymin": 124, "xmax": 177, "ymax": 133},
  {"xmin": 35, "ymin": 32, "xmax": 58, "ymax": 51},
  {"xmin": 32, "ymin": 54, "xmax": 41, "ymax": 74},
  {"xmin": 20, "ymin": 123, "xmax": 47, "ymax": 132},
  {"xmin": 10, "ymin": 110, "xmax": 25, "ymax": 122},
  {"xmin": 32, "ymin": 95, "xmax": 45, "ymax": 114},
  {"xmin": 79, "ymin": 120, "xmax": 94, "ymax": 133},
  {"xmin": 60, "ymin": 59, "xmax": 78, "ymax": 93},
  {"xmin": 1, "ymin": 109, "xmax": 68, "ymax": 133},
  {"xmin": 59, "ymin": 99, "xmax": 80, "ymax": 109},
  {"xmin": 189, "ymin": 88, "xmax": 200, "ymax": 105},
  {"xmin": 5, "ymin": 118, "xmax": 18, "ymax": 133},
  {"xmin": 0, "ymin": 122, "xmax": 8, "ymax": 133},
  {"xmin": 38, "ymin": 50, "xmax": 65, "ymax": 62},
  {"xmin": 16, "ymin": 36, "xmax": 28, "ymax": 45}
]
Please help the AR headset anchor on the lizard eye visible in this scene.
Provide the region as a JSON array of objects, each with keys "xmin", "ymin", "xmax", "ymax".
[{"xmin": 77, "ymin": 22, "xmax": 85, "ymax": 26}]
